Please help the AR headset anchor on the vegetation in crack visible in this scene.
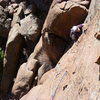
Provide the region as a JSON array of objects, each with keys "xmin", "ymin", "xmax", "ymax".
[{"xmin": 0, "ymin": 48, "xmax": 4, "ymax": 81}]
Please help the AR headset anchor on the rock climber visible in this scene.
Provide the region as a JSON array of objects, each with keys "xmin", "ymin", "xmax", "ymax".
[{"xmin": 70, "ymin": 24, "xmax": 84, "ymax": 42}]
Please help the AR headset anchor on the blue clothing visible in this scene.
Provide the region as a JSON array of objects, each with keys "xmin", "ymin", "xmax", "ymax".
[{"xmin": 70, "ymin": 24, "xmax": 83, "ymax": 42}]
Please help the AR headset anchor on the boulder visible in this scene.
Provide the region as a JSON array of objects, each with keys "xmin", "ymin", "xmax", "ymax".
[
  {"xmin": 20, "ymin": 14, "xmax": 42, "ymax": 41},
  {"xmin": 0, "ymin": 6, "xmax": 11, "ymax": 37},
  {"xmin": 10, "ymin": 0, "xmax": 25, "ymax": 3},
  {"xmin": 19, "ymin": 14, "xmax": 42, "ymax": 56},
  {"xmin": 11, "ymin": 59, "xmax": 39, "ymax": 99},
  {"xmin": 11, "ymin": 5, "xmax": 24, "ymax": 27},
  {"xmin": 0, "ymin": 23, "xmax": 24, "ymax": 97},
  {"xmin": 42, "ymin": 1, "xmax": 88, "ymax": 40},
  {"xmin": 0, "ymin": 5, "xmax": 6, "ymax": 23},
  {"xmin": 8, "ymin": 3, "xmax": 19, "ymax": 15},
  {"xmin": 19, "ymin": 1, "xmax": 27, "ymax": 12},
  {"xmin": 51, "ymin": 0, "xmax": 91, "ymax": 8},
  {"xmin": 0, "ymin": 14, "xmax": 42, "ymax": 97},
  {"xmin": 0, "ymin": 0, "xmax": 9, "ymax": 8},
  {"xmin": 10, "ymin": 37, "xmax": 43, "ymax": 99},
  {"xmin": 24, "ymin": 4, "xmax": 37, "ymax": 16}
]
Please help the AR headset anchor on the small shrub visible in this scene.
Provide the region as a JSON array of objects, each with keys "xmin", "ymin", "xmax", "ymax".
[{"xmin": 0, "ymin": 48, "xmax": 4, "ymax": 80}]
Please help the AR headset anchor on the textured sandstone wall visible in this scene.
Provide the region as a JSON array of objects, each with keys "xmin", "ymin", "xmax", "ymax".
[
  {"xmin": 20, "ymin": 0, "xmax": 100, "ymax": 100},
  {"xmin": 1, "ymin": 0, "xmax": 99, "ymax": 100}
]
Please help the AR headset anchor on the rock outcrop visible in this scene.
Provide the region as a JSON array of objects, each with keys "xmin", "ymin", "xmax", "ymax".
[
  {"xmin": 1, "ymin": 0, "xmax": 99, "ymax": 100},
  {"xmin": 11, "ymin": 59, "xmax": 39, "ymax": 99},
  {"xmin": 0, "ymin": 23, "xmax": 24, "ymax": 97},
  {"xmin": 10, "ymin": 0, "xmax": 91, "ymax": 99},
  {"xmin": 20, "ymin": 0, "xmax": 100, "ymax": 100},
  {"xmin": 42, "ymin": 0, "xmax": 88, "ymax": 40},
  {"xmin": 0, "ymin": 5, "xmax": 11, "ymax": 38},
  {"xmin": 0, "ymin": 13, "xmax": 42, "ymax": 97},
  {"xmin": 0, "ymin": 0, "xmax": 54, "ymax": 99},
  {"xmin": 0, "ymin": 1, "xmax": 43, "ymax": 98},
  {"xmin": 0, "ymin": 0, "xmax": 9, "ymax": 8}
]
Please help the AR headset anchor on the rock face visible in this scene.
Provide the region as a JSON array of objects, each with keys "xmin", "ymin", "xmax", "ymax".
[
  {"xmin": 20, "ymin": 0, "xmax": 100, "ymax": 100},
  {"xmin": 0, "ymin": 0, "xmax": 9, "ymax": 8},
  {"xmin": 0, "ymin": 5, "xmax": 11, "ymax": 37},
  {"xmin": 0, "ymin": 13, "xmax": 42, "ymax": 98},
  {"xmin": 0, "ymin": 23, "xmax": 24, "ymax": 97},
  {"xmin": 42, "ymin": 0, "xmax": 88, "ymax": 40},
  {"xmin": 11, "ymin": 5, "xmax": 24, "ymax": 26},
  {"xmin": 20, "ymin": 14, "xmax": 42, "ymax": 41},
  {"xmin": 10, "ymin": 0, "xmax": 90, "ymax": 99},
  {"xmin": 1, "ymin": 0, "xmax": 99, "ymax": 100},
  {"xmin": 0, "ymin": 1, "xmax": 47, "ymax": 99},
  {"xmin": 11, "ymin": 59, "xmax": 39, "ymax": 99},
  {"xmin": 10, "ymin": 31, "xmax": 67, "ymax": 99},
  {"xmin": 50, "ymin": 0, "xmax": 91, "ymax": 9}
]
